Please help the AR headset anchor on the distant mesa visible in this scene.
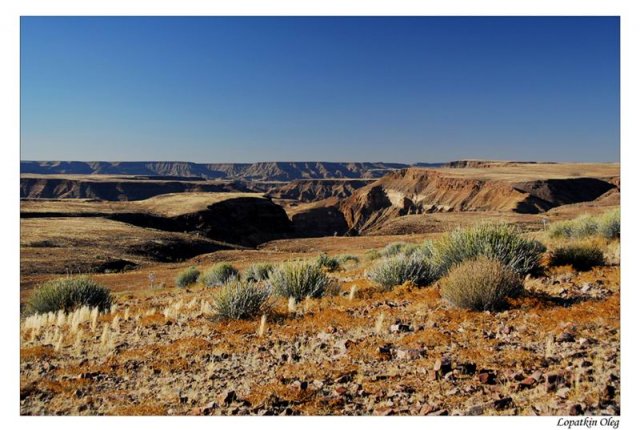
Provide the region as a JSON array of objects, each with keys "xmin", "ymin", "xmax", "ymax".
[{"xmin": 21, "ymin": 161, "xmax": 414, "ymax": 181}]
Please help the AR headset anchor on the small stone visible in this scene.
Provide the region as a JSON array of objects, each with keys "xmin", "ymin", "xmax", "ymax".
[
  {"xmin": 478, "ymin": 371, "xmax": 496, "ymax": 385},
  {"xmin": 556, "ymin": 332, "xmax": 575, "ymax": 343},
  {"xmin": 396, "ymin": 348, "xmax": 426, "ymax": 360},
  {"xmin": 457, "ymin": 362, "xmax": 477, "ymax": 375},
  {"xmin": 218, "ymin": 390, "xmax": 237, "ymax": 405},
  {"xmin": 333, "ymin": 386, "xmax": 348, "ymax": 396},
  {"xmin": 569, "ymin": 404, "xmax": 583, "ymax": 415},
  {"xmin": 518, "ymin": 377, "xmax": 537, "ymax": 390},
  {"xmin": 427, "ymin": 409, "xmax": 448, "ymax": 416},
  {"xmin": 434, "ymin": 357, "xmax": 452, "ymax": 375},
  {"xmin": 493, "ymin": 397, "xmax": 513, "ymax": 410},
  {"xmin": 557, "ymin": 387, "xmax": 571, "ymax": 399},
  {"xmin": 291, "ymin": 380, "xmax": 308, "ymax": 391},
  {"xmin": 334, "ymin": 371, "xmax": 355, "ymax": 384},
  {"xmin": 467, "ymin": 405, "xmax": 485, "ymax": 415},
  {"xmin": 389, "ymin": 323, "xmax": 412, "ymax": 333}
]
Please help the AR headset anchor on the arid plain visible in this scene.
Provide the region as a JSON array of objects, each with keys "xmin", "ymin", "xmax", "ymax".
[{"xmin": 19, "ymin": 160, "xmax": 620, "ymax": 416}]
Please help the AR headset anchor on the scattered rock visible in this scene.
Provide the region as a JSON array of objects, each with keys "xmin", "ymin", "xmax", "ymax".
[
  {"xmin": 389, "ymin": 323, "xmax": 412, "ymax": 333},
  {"xmin": 217, "ymin": 390, "xmax": 237, "ymax": 405},
  {"xmin": 556, "ymin": 332, "xmax": 575, "ymax": 343},
  {"xmin": 569, "ymin": 404, "xmax": 584, "ymax": 415},
  {"xmin": 518, "ymin": 376, "xmax": 537, "ymax": 390},
  {"xmin": 396, "ymin": 348, "xmax": 426, "ymax": 360},
  {"xmin": 478, "ymin": 370, "xmax": 496, "ymax": 385}
]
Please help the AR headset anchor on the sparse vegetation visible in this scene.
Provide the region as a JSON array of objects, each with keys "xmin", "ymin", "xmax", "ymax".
[
  {"xmin": 598, "ymin": 208, "xmax": 621, "ymax": 239},
  {"xmin": 366, "ymin": 252, "xmax": 438, "ymax": 291},
  {"xmin": 337, "ymin": 254, "xmax": 360, "ymax": 268},
  {"xmin": 549, "ymin": 244, "xmax": 605, "ymax": 271},
  {"xmin": 27, "ymin": 277, "xmax": 112, "ymax": 315},
  {"xmin": 440, "ymin": 256, "xmax": 523, "ymax": 311},
  {"xmin": 365, "ymin": 249, "xmax": 381, "ymax": 261},
  {"xmin": 175, "ymin": 266, "xmax": 200, "ymax": 288},
  {"xmin": 433, "ymin": 223, "xmax": 546, "ymax": 277},
  {"xmin": 268, "ymin": 261, "xmax": 335, "ymax": 301},
  {"xmin": 549, "ymin": 208, "xmax": 620, "ymax": 240},
  {"xmin": 316, "ymin": 253, "xmax": 341, "ymax": 272},
  {"xmin": 200, "ymin": 263, "xmax": 239, "ymax": 287},
  {"xmin": 211, "ymin": 280, "xmax": 271, "ymax": 320},
  {"xmin": 243, "ymin": 263, "xmax": 274, "ymax": 282}
]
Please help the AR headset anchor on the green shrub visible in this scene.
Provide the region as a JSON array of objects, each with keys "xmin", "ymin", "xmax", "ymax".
[
  {"xmin": 27, "ymin": 277, "xmax": 112, "ymax": 315},
  {"xmin": 176, "ymin": 266, "xmax": 200, "ymax": 288},
  {"xmin": 316, "ymin": 253, "xmax": 341, "ymax": 272},
  {"xmin": 549, "ymin": 244, "xmax": 605, "ymax": 271},
  {"xmin": 440, "ymin": 257, "xmax": 523, "ymax": 311},
  {"xmin": 366, "ymin": 253, "xmax": 438, "ymax": 291},
  {"xmin": 212, "ymin": 280, "xmax": 271, "ymax": 320},
  {"xmin": 365, "ymin": 249, "xmax": 382, "ymax": 261},
  {"xmin": 244, "ymin": 263, "xmax": 274, "ymax": 282},
  {"xmin": 548, "ymin": 209, "xmax": 620, "ymax": 240},
  {"xmin": 337, "ymin": 254, "xmax": 360, "ymax": 267},
  {"xmin": 598, "ymin": 208, "xmax": 620, "ymax": 239},
  {"xmin": 268, "ymin": 261, "xmax": 334, "ymax": 301},
  {"xmin": 380, "ymin": 242, "xmax": 408, "ymax": 257},
  {"xmin": 433, "ymin": 223, "xmax": 545, "ymax": 277},
  {"xmin": 200, "ymin": 263, "xmax": 239, "ymax": 287}
]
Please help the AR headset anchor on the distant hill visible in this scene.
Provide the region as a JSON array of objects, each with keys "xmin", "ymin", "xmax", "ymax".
[{"xmin": 21, "ymin": 161, "xmax": 418, "ymax": 181}]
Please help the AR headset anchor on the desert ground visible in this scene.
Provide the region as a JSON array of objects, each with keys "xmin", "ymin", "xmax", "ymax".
[{"xmin": 19, "ymin": 161, "xmax": 620, "ymax": 416}]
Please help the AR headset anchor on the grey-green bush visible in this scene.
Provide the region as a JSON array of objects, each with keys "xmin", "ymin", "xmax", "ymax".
[
  {"xmin": 440, "ymin": 257, "xmax": 523, "ymax": 311},
  {"xmin": 366, "ymin": 252, "xmax": 438, "ymax": 291},
  {"xmin": 380, "ymin": 242, "xmax": 408, "ymax": 257},
  {"xmin": 598, "ymin": 208, "xmax": 620, "ymax": 239},
  {"xmin": 200, "ymin": 263, "xmax": 239, "ymax": 287},
  {"xmin": 268, "ymin": 261, "xmax": 335, "ymax": 301},
  {"xmin": 176, "ymin": 266, "xmax": 200, "ymax": 288},
  {"xmin": 244, "ymin": 263, "xmax": 274, "ymax": 282},
  {"xmin": 27, "ymin": 277, "xmax": 112, "ymax": 315},
  {"xmin": 316, "ymin": 253, "xmax": 341, "ymax": 272},
  {"xmin": 212, "ymin": 280, "xmax": 271, "ymax": 320},
  {"xmin": 548, "ymin": 209, "xmax": 620, "ymax": 240},
  {"xmin": 365, "ymin": 249, "xmax": 382, "ymax": 261},
  {"xmin": 549, "ymin": 244, "xmax": 605, "ymax": 271},
  {"xmin": 337, "ymin": 254, "xmax": 360, "ymax": 266},
  {"xmin": 433, "ymin": 223, "xmax": 545, "ymax": 277}
]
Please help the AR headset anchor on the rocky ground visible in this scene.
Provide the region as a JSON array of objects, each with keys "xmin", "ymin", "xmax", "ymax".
[{"xmin": 20, "ymin": 262, "xmax": 620, "ymax": 416}]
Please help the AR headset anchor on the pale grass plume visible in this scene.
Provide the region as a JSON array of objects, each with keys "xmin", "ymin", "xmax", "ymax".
[
  {"xmin": 54, "ymin": 334, "xmax": 63, "ymax": 352},
  {"xmin": 110, "ymin": 304, "xmax": 118, "ymax": 314},
  {"xmin": 111, "ymin": 315, "xmax": 120, "ymax": 332},
  {"xmin": 90, "ymin": 307, "xmax": 99, "ymax": 333},
  {"xmin": 55, "ymin": 310, "xmax": 66, "ymax": 327},
  {"xmin": 288, "ymin": 297, "xmax": 297, "ymax": 314},
  {"xmin": 349, "ymin": 285, "xmax": 357, "ymax": 301},
  {"xmin": 544, "ymin": 335, "xmax": 555, "ymax": 359},
  {"xmin": 74, "ymin": 329, "xmax": 83, "ymax": 349},
  {"xmin": 200, "ymin": 300, "xmax": 214, "ymax": 317},
  {"xmin": 258, "ymin": 314, "xmax": 267, "ymax": 337},
  {"xmin": 123, "ymin": 308, "xmax": 130, "ymax": 321},
  {"xmin": 100, "ymin": 323, "xmax": 110, "ymax": 349},
  {"xmin": 375, "ymin": 313, "xmax": 385, "ymax": 334}
]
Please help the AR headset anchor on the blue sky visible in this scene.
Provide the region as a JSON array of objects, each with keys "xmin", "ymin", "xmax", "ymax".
[{"xmin": 20, "ymin": 16, "xmax": 620, "ymax": 163}]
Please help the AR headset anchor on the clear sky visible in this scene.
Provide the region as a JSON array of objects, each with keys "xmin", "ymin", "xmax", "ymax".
[{"xmin": 20, "ymin": 16, "xmax": 620, "ymax": 163}]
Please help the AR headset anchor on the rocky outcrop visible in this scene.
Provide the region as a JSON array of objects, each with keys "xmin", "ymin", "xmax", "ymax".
[
  {"xmin": 443, "ymin": 160, "xmax": 555, "ymax": 168},
  {"xmin": 20, "ymin": 176, "xmax": 248, "ymax": 201},
  {"xmin": 336, "ymin": 168, "xmax": 616, "ymax": 234},
  {"xmin": 267, "ymin": 179, "xmax": 372, "ymax": 202}
]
